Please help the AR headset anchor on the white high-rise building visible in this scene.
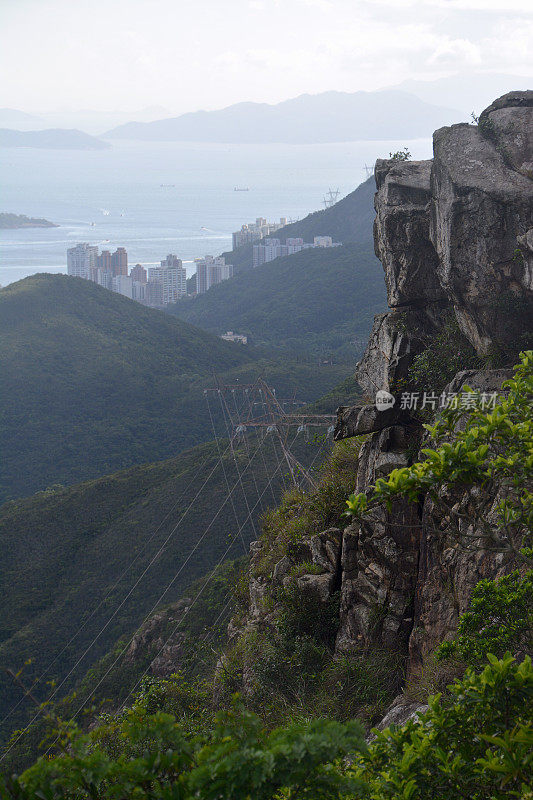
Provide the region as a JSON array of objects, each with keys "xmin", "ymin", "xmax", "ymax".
[
  {"xmin": 252, "ymin": 235, "xmax": 340, "ymax": 267},
  {"xmin": 67, "ymin": 243, "xmax": 98, "ymax": 279},
  {"xmin": 97, "ymin": 270, "xmax": 113, "ymax": 290},
  {"xmin": 148, "ymin": 254, "xmax": 187, "ymax": 305},
  {"xmin": 232, "ymin": 217, "xmax": 288, "ymax": 249},
  {"xmin": 132, "ymin": 281, "xmax": 146, "ymax": 302},
  {"xmin": 112, "ymin": 275, "xmax": 133, "ymax": 299},
  {"xmin": 313, "ymin": 236, "xmax": 334, "ymax": 247},
  {"xmin": 195, "ymin": 255, "xmax": 234, "ymax": 294}
]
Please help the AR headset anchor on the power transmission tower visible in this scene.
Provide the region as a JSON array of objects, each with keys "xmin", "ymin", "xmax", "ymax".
[
  {"xmin": 322, "ymin": 188, "xmax": 340, "ymax": 209},
  {"xmin": 205, "ymin": 379, "xmax": 335, "ymax": 491}
]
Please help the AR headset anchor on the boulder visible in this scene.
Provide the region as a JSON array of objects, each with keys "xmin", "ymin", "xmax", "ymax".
[
  {"xmin": 296, "ymin": 572, "xmax": 335, "ymax": 602},
  {"xmin": 430, "ymin": 95, "xmax": 533, "ymax": 353},
  {"xmin": 308, "ymin": 528, "xmax": 342, "ymax": 573},
  {"xmin": 335, "ymin": 402, "xmax": 411, "ymax": 440}
]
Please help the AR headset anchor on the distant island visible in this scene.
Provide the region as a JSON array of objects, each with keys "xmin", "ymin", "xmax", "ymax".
[
  {"xmin": 0, "ymin": 128, "xmax": 110, "ymax": 150},
  {"xmin": 0, "ymin": 213, "xmax": 58, "ymax": 229}
]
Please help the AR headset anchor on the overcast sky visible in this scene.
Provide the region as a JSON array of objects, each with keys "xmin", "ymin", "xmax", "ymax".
[{"xmin": 1, "ymin": 0, "xmax": 532, "ymax": 114}]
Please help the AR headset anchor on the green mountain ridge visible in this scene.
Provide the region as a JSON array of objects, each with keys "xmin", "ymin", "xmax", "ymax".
[
  {"xmin": 0, "ymin": 274, "xmax": 347, "ymax": 501},
  {"xmin": 171, "ymin": 243, "xmax": 384, "ymax": 358},
  {"xmin": 0, "ymin": 214, "xmax": 58, "ymax": 229}
]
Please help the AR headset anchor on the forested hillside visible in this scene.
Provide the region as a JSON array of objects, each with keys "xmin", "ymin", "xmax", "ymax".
[
  {"xmin": 0, "ymin": 274, "xmax": 347, "ymax": 501},
  {"xmin": 0, "ymin": 433, "xmax": 328, "ymax": 755},
  {"xmin": 171, "ymin": 243, "xmax": 385, "ymax": 358}
]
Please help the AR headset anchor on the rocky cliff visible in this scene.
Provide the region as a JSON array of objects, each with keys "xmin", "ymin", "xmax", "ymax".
[{"xmin": 230, "ymin": 92, "xmax": 532, "ymax": 723}]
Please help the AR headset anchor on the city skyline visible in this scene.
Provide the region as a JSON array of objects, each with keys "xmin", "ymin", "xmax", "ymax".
[{"xmin": 66, "ymin": 243, "xmax": 236, "ymax": 305}]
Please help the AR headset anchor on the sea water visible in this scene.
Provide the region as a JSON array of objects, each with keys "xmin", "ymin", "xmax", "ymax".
[{"xmin": 0, "ymin": 137, "xmax": 432, "ymax": 286}]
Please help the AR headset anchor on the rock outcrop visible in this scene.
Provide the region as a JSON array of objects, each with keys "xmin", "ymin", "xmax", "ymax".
[
  {"xmin": 333, "ymin": 91, "xmax": 532, "ymax": 673},
  {"xmin": 229, "ymin": 92, "xmax": 532, "ymax": 721}
]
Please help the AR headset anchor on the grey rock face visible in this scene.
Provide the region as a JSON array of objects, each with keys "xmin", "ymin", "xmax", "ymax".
[
  {"xmin": 368, "ymin": 91, "xmax": 533, "ymax": 360},
  {"xmin": 445, "ymin": 368, "xmax": 514, "ymax": 395},
  {"xmin": 372, "ymin": 695, "xmax": 429, "ymax": 733},
  {"xmin": 336, "ymin": 424, "xmax": 422, "ymax": 654},
  {"xmin": 374, "ymin": 159, "xmax": 445, "ymax": 308},
  {"xmin": 309, "ymin": 528, "xmax": 342, "ymax": 573},
  {"xmin": 296, "ymin": 572, "xmax": 335, "ymax": 602},
  {"xmin": 124, "ymin": 598, "xmax": 191, "ymax": 677},
  {"xmin": 334, "ymin": 92, "xmax": 531, "ymax": 668},
  {"xmin": 335, "ymin": 401, "xmax": 411, "ymax": 440},
  {"xmin": 408, "ymin": 368, "xmax": 520, "ymax": 670},
  {"xmin": 430, "ymin": 116, "xmax": 533, "ymax": 353},
  {"xmin": 354, "ymin": 305, "xmax": 448, "ymax": 398},
  {"xmin": 480, "ymin": 91, "xmax": 533, "ymax": 178}
]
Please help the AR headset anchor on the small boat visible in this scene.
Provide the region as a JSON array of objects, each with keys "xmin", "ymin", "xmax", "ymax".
[{"xmin": 234, "ymin": 187, "xmax": 249, "ymax": 191}]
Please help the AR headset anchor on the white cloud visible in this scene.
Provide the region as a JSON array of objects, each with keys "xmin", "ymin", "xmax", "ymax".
[
  {"xmin": 428, "ymin": 38, "xmax": 482, "ymax": 66},
  {"xmin": 0, "ymin": 0, "xmax": 531, "ymax": 112}
]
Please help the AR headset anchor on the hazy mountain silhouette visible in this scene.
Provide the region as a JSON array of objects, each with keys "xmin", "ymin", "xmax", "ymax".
[{"xmin": 104, "ymin": 90, "xmax": 462, "ymax": 143}]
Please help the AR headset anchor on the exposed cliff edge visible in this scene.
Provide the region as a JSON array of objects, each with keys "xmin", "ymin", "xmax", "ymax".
[{"xmin": 229, "ymin": 91, "xmax": 533, "ymax": 727}]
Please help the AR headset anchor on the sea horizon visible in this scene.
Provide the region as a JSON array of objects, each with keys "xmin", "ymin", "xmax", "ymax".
[{"xmin": 0, "ymin": 137, "xmax": 433, "ymax": 286}]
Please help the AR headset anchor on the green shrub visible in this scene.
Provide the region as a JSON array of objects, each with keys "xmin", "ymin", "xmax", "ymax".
[
  {"xmin": 352, "ymin": 653, "xmax": 533, "ymax": 799},
  {"xmin": 256, "ymin": 439, "xmax": 360, "ymax": 577},
  {"xmin": 437, "ymin": 570, "xmax": 533, "ymax": 665},
  {"xmin": 347, "ymin": 351, "xmax": 533, "ymax": 565},
  {"xmin": 3, "ymin": 701, "xmax": 367, "ymax": 800},
  {"xmin": 389, "ymin": 147, "xmax": 411, "ymax": 161},
  {"xmin": 5, "ymin": 657, "xmax": 531, "ymax": 799},
  {"xmin": 276, "ymin": 585, "xmax": 341, "ymax": 647},
  {"xmin": 407, "ymin": 314, "xmax": 482, "ymax": 394}
]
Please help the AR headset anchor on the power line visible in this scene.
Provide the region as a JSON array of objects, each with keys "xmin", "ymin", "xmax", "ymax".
[
  {"xmin": 38, "ymin": 432, "xmax": 277, "ymax": 757},
  {"xmin": 113, "ymin": 431, "xmax": 301, "ymax": 717},
  {"xmin": 0, "ymin": 440, "xmax": 222, "ymax": 732},
  {"xmin": 1, "ymin": 434, "xmax": 251, "ymax": 763}
]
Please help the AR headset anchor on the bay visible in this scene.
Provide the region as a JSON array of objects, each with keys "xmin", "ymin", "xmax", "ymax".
[{"xmin": 0, "ymin": 137, "xmax": 432, "ymax": 285}]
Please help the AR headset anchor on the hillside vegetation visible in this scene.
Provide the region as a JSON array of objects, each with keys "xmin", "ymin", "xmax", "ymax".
[
  {"xmin": 0, "ymin": 432, "xmax": 331, "ymax": 757},
  {"xmin": 0, "ymin": 274, "xmax": 348, "ymax": 501},
  {"xmin": 171, "ymin": 243, "xmax": 385, "ymax": 358}
]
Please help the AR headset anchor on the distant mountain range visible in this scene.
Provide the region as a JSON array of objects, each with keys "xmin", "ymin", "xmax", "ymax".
[
  {"xmin": 0, "ymin": 106, "xmax": 171, "ymax": 134},
  {"xmin": 0, "ymin": 127, "xmax": 110, "ymax": 150},
  {"xmin": 104, "ymin": 90, "xmax": 462, "ymax": 143},
  {"xmin": 4, "ymin": 74, "xmax": 528, "ymax": 141}
]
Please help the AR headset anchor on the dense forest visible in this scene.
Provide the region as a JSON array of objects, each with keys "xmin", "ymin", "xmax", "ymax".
[{"xmin": 0, "ymin": 274, "xmax": 349, "ymax": 501}]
